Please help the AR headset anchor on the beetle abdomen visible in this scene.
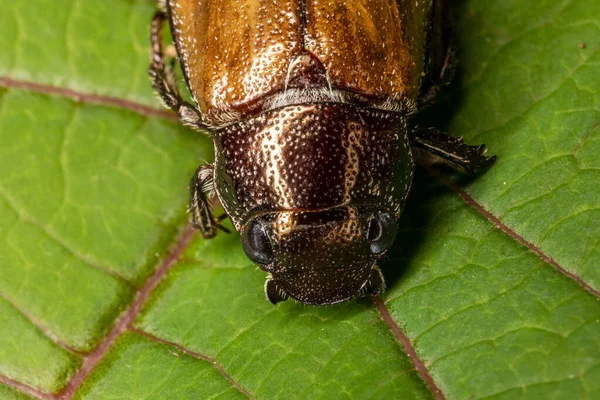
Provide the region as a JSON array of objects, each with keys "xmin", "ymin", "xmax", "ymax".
[{"xmin": 168, "ymin": 0, "xmax": 434, "ymax": 126}]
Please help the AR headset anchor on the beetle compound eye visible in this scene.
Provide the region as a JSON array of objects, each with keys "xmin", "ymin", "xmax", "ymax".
[
  {"xmin": 368, "ymin": 212, "xmax": 397, "ymax": 255},
  {"xmin": 241, "ymin": 219, "xmax": 274, "ymax": 265}
]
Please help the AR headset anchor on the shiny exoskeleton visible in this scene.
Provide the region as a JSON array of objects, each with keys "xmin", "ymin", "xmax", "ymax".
[{"xmin": 149, "ymin": 0, "xmax": 494, "ymax": 305}]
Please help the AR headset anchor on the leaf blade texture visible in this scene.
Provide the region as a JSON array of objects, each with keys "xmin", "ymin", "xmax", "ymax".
[{"xmin": 0, "ymin": 0, "xmax": 598, "ymax": 399}]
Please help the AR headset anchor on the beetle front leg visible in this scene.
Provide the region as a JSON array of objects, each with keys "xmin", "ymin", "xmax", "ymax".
[
  {"xmin": 156, "ymin": 0, "xmax": 167, "ymax": 13},
  {"xmin": 366, "ymin": 266, "xmax": 385, "ymax": 296},
  {"xmin": 149, "ymin": 11, "xmax": 206, "ymax": 131},
  {"xmin": 189, "ymin": 164, "xmax": 230, "ymax": 239},
  {"xmin": 411, "ymin": 127, "xmax": 496, "ymax": 174},
  {"xmin": 265, "ymin": 277, "xmax": 289, "ymax": 305}
]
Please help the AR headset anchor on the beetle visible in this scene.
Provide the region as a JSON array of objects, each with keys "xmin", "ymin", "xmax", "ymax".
[{"xmin": 149, "ymin": 0, "xmax": 494, "ymax": 305}]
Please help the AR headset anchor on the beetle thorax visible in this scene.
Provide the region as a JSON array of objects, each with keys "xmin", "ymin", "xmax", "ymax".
[{"xmin": 213, "ymin": 103, "xmax": 414, "ymax": 230}]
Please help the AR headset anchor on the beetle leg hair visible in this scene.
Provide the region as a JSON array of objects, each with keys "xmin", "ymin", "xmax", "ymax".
[
  {"xmin": 189, "ymin": 164, "xmax": 230, "ymax": 238},
  {"xmin": 149, "ymin": 11, "xmax": 208, "ymax": 132},
  {"xmin": 411, "ymin": 127, "xmax": 496, "ymax": 175}
]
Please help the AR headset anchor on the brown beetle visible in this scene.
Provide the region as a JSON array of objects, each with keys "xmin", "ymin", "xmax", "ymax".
[{"xmin": 149, "ymin": 0, "xmax": 494, "ymax": 305}]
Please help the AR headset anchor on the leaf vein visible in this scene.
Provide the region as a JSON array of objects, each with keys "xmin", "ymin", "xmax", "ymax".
[{"xmin": 0, "ymin": 185, "xmax": 133, "ymax": 285}]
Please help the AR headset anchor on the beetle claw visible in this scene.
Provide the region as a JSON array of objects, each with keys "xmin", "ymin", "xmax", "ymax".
[
  {"xmin": 412, "ymin": 127, "xmax": 496, "ymax": 175},
  {"xmin": 215, "ymin": 223, "xmax": 231, "ymax": 234}
]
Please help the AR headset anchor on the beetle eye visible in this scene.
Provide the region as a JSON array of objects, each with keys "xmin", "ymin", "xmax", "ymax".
[
  {"xmin": 241, "ymin": 219, "xmax": 274, "ymax": 265},
  {"xmin": 368, "ymin": 212, "xmax": 397, "ymax": 255}
]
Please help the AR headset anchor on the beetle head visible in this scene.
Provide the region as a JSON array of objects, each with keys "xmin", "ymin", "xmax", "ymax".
[{"xmin": 240, "ymin": 206, "xmax": 395, "ymax": 305}]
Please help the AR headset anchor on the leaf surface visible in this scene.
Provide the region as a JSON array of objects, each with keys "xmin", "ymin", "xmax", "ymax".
[
  {"xmin": 443, "ymin": 0, "xmax": 600, "ymax": 290},
  {"xmin": 0, "ymin": 0, "xmax": 598, "ymax": 399}
]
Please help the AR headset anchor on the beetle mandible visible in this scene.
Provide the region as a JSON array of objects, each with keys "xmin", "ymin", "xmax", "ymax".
[{"xmin": 149, "ymin": 0, "xmax": 494, "ymax": 305}]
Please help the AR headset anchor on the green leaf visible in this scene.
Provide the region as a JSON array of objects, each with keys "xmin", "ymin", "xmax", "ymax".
[
  {"xmin": 0, "ymin": 0, "xmax": 158, "ymax": 105},
  {"xmin": 0, "ymin": 0, "xmax": 598, "ymax": 399},
  {"xmin": 136, "ymin": 236, "xmax": 430, "ymax": 399},
  {"xmin": 0, "ymin": 384, "xmax": 34, "ymax": 400},
  {"xmin": 74, "ymin": 333, "xmax": 249, "ymax": 400},
  {"xmin": 448, "ymin": 0, "xmax": 600, "ymax": 290}
]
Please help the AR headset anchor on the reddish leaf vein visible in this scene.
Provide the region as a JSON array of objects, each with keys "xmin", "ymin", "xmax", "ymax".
[
  {"xmin": 372, "ymin": 296, "xmax": 445, "ymax": 400},
  {"xmin": 425, "ymin": 165, "xmax": 600, "ymax": 299},
  {"xmin": 55, "ymin": 224, "xmax": 196, "ymax": 399},
  {"xmin": 0, "ymin": 76, "xmax": 177, "ymax": 121},
  {"xmin": 0, "ymin": 291, "xmax": 82, "ymax": 355},
  {"xmin": 0, "ymin": 375, "xmax": 53, "ymax": 400},
  {"xmin": 133, "ymin": 329, "xmax": 254, "ymax": 399}
]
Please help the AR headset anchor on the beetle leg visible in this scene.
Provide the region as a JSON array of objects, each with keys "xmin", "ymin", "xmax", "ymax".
[
  {"xmin": 156, "ymin": 0, "xmax": 167, "ymax": 13},
  {"xmin": 189, "ymin": 164, "xmax": 230, "ymax": 238},
  {"xmin": 417, "ymin": 48, "xmax": 456, "ymax": 108},
  {"xmin": 366, "ymin": 266, "xmax": 386, "ymax": 296},
  {"xmin": 149, "ymin": 11, "xmax": 207, "ymax": 131},
  {"xmin": 265, "ymin": 277, "xmax": 289, "ymax": 305},
  {"xmin": 416, "ymin": 0, "xmax": 455, "ymax": 109},
  {"xmin": 411, "ymin": 127, "xmax": 496, "ymax": 174}
]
